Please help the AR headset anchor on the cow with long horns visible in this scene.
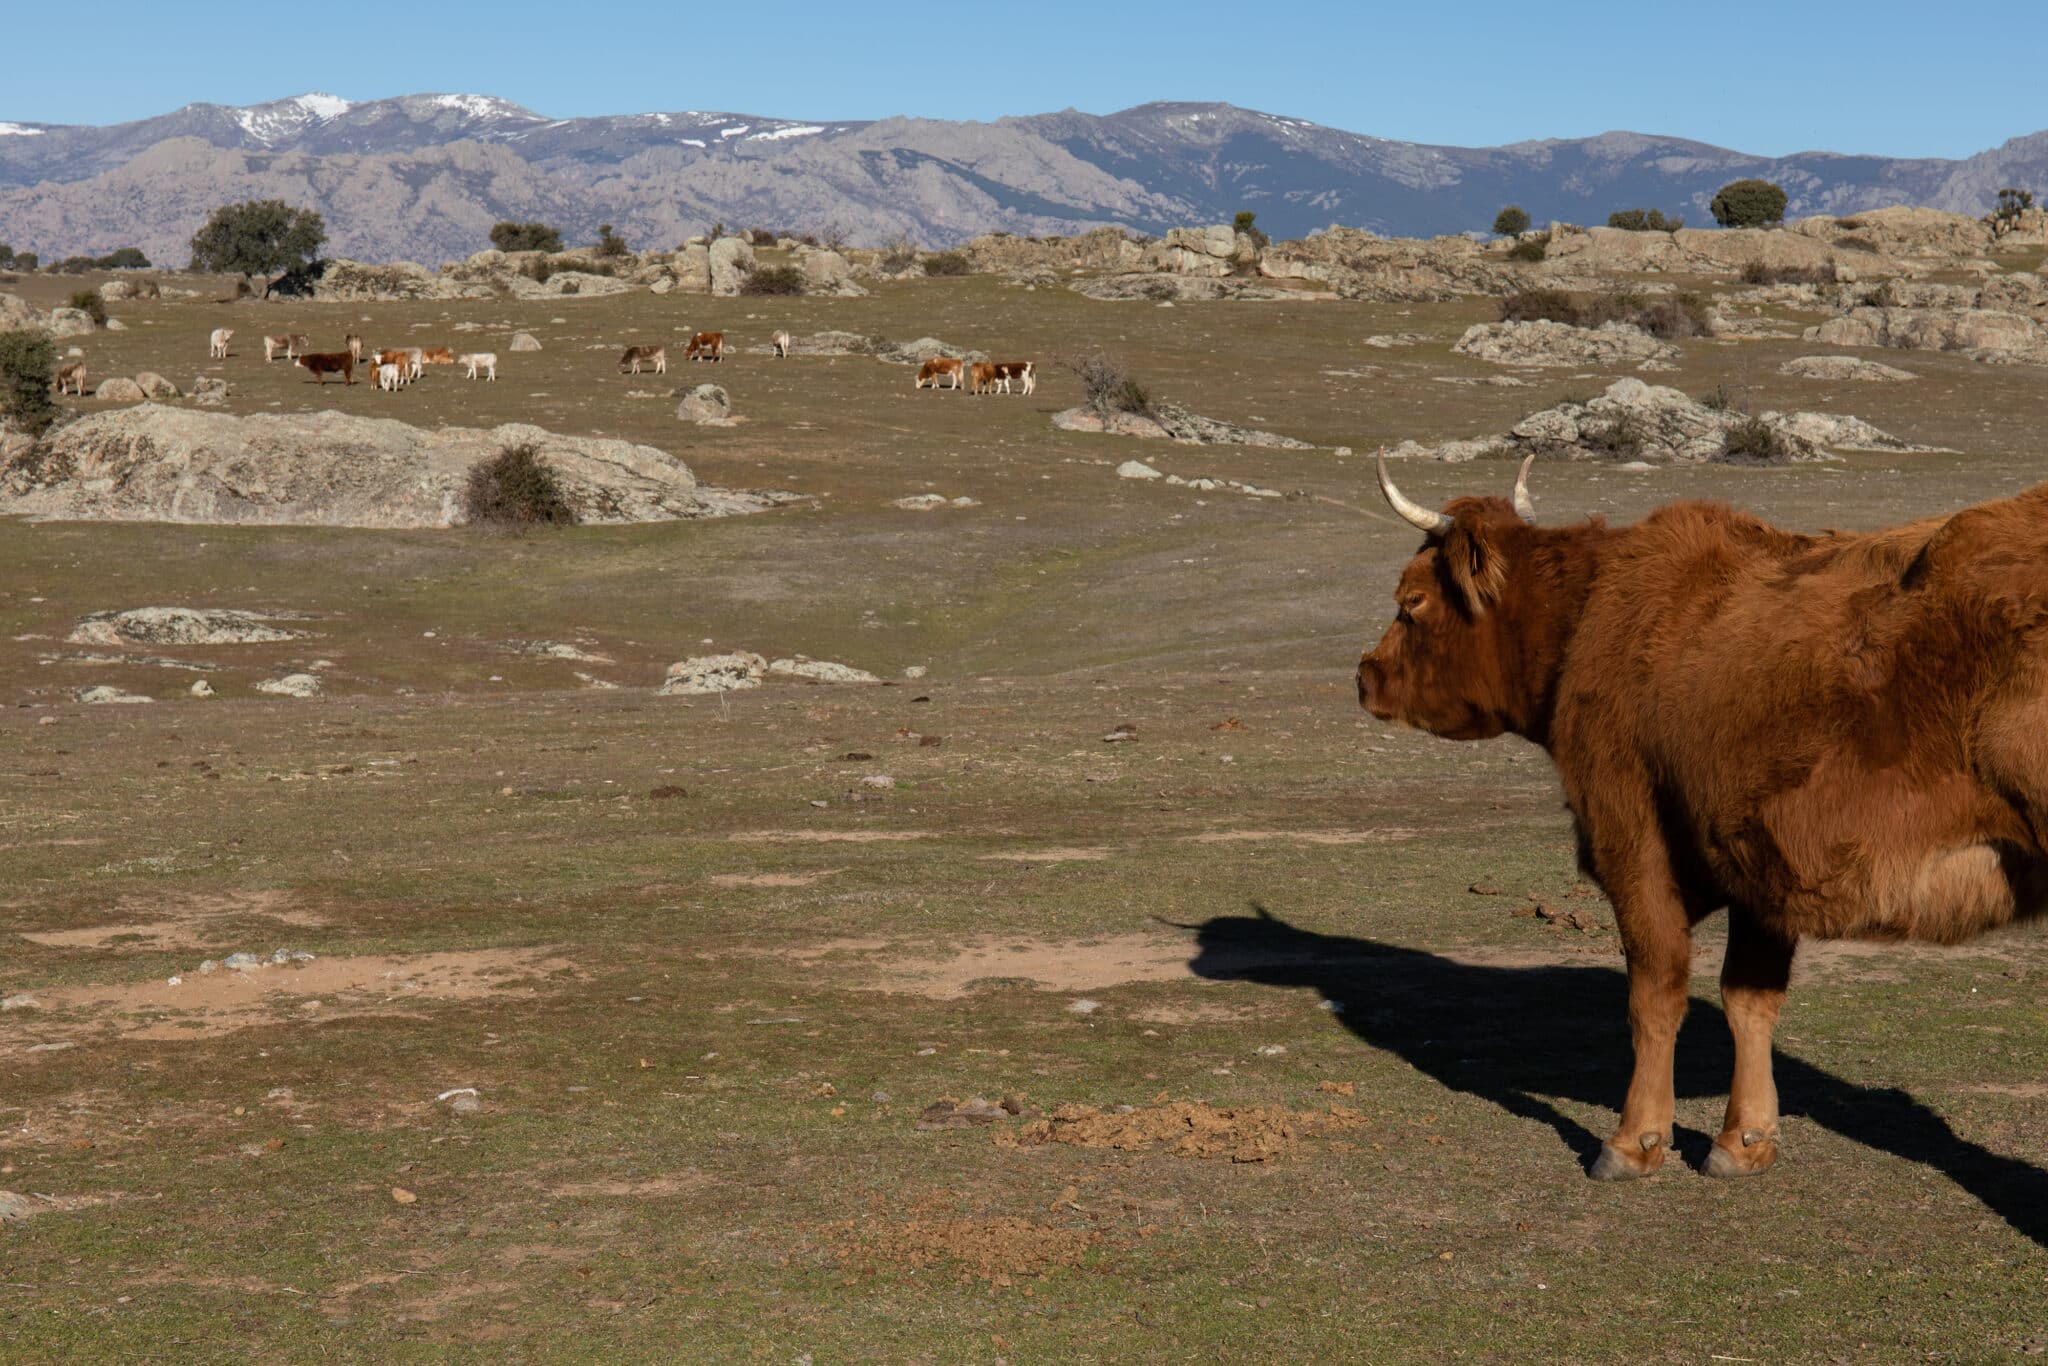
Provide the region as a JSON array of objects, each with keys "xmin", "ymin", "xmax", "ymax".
[{"xmin": 1359, "ymin": 453, "xmax": 2048, "ymax": 1180}]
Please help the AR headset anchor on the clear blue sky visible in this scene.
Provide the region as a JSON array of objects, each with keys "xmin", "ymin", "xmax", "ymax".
[{"xmin": 9, "ymin": 0, "xmax": 2041, "ymax": 159}]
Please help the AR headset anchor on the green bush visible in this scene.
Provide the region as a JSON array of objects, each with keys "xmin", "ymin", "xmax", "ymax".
[
  {"xmin": 1607, "ymin": 208, "xmax": 1683, "ymax": 232},
  {"xmin": 489, "ymin": 221, "xmax": 564, "ymax": 253},
  {"xmin": 1500, "ymin": 287, "xmax": 1712, "ymax": 338},
  {"xmin": 593, "ymin": 223, "xmax": 631, "ymax": 259},
  {"xmin": 1505, "ymin": 234, "xmax": 1549, "ymax": 263},
  {"xmin": 1582, "ymin": 409, "xmax": 1647, "ymax": 460},
  {"xmin": 463, "ymin": 443, "xmax": 576, "ymax": 528},
  {"xmin": 96, "ymin": 247, "xmax": 149, "ymax": 269},
  {"xmin": 738, "ymin": 264, "xmax": 806, "ymax": 296},
  {"xmin": 1633, "ymin": 292, "xmax": 1715, "ymax": 339},
  {"xmin": 1720, "ymin": 415, "xmax": 1787, "ymax": 465},
  {"xmin": 1710, "ymin": 179, "xmax": 1789, "ymax": 228},
  {"xmin": 10, "ymin": 251, "xmax": 36, "ymax": 271},
  {"xmin": 878, "ymin": 237, "xmax": 919, "ymax": 274},
  {"xmin": 0, "ymin": 329, "xmax": 61, "ymax": 436},
  {"xmin": 1233, "ymin": 211, "xmax": 1270, "ymax": 250},
  {"xmin": 1493, "ymin": 205, "xmax": 1532, "ymax": 237},
  {"xmin": 922, "ymin": 251, "xmax": 970, "ymax": 277},
  {"xmin": 69, "ymin": 290, "xmax": 106, "ymax": 326}
]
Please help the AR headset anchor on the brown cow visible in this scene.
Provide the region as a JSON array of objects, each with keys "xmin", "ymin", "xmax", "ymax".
[
  {"xmin": 1357, "ymin": 453, "xmax": 2048, "ymax": 1182},
  {"xmin": 915, "ymin": 357, "xmax": 963, "ymax": 391},
  {"xmin": 619, "ymin": 345, "xmax": 667, "ymax": 375},
  {"xmin": 294, "ymin": 352, "xmax": 355, "ymax": 385},
  {"xmin": 419, "ymin": 347, "xmax": 456, "ymax": 366},
  {"xmin": 54, "ymin": 361, "xmax": 86, "ymax": 397},
  {"xmin": 966, "ymin": 361, "xmax": 998, "ymax": 395},
  {"xmin": 684, "ymin": 331, "xmax": 724, "ymax": 362}
]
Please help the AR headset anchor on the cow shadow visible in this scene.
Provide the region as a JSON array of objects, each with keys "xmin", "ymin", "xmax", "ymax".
[{"xmin": 1180, "ymin": 903, "xmax": 2048, "ymax": 1248}]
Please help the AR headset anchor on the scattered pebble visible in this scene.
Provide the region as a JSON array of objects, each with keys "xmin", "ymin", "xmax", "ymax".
[
  {"xmin": 1, "ymin": 994, "xmax": 38, "ymax": 1011},
  {"xmin": 1068, "ymin": 999, "xmax": 1103, "ymax": 1015}
]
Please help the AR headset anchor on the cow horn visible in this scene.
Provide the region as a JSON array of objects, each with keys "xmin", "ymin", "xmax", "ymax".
[
  {"xmin": 1376, "ymin": 448, "xmax": 1453, "ymax": 535},
  {"xmin": 1512, "ymin": 453, "xmax": 1538, "ymax": 525}
]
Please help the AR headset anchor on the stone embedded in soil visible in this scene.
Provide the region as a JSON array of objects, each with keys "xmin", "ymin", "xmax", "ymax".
[
  {"xmin": 255, "ymin": 673, "xmax": 321, "ymax": 698},
  {"xmin": 70, "ymin": 607, "xmax": 308, "ymax": 647},
  {"xmin": 76, "ymin": 685, "xmax": 152, "ymax": 704}
]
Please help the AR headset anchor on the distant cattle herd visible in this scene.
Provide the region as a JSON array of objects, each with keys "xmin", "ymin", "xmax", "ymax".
[{"xmin": 159, "ymin": 325, "xmax": 1035, "ymax": 402}]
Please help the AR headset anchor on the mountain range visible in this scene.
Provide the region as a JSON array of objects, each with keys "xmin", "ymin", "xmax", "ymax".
[{"xmin": 1, "ymin": 93, "xmax": 2043, "ymax": 267}]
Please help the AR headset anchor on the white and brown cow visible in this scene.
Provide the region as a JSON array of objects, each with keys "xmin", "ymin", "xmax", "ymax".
[
  {"xmin": 988, "ymin": 361, "xmax": 1035, "ymax": 395},
  {"xmin": 915, "ymin": 357, "xmax": 964, "ymax": 391},
  {"xmin": 685, "ymin": 331, "xmax": 725, "ymax": 362}
]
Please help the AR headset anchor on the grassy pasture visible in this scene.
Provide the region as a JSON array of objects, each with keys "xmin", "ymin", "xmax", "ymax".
[{"xmin": 3, "ymin": 262, "xmax": 2047, "ymax": 1361}]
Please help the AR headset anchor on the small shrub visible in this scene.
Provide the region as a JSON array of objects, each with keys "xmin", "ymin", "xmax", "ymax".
[
  {"xmin": 708, "ymin": 222, "xmax": 725, "ymax": 243},
  {"xmin": 1493, "ymin": 205, "xmax": 1532, "ymax": 237},
  {"xmin": 11, "ymin": 251, "xmax": 36, "ymax": 272},
  {"xmin": 69, "ymin": 290, "xmax": 106, "ymax": 326},
  {"xmin": 922, "ymin": 251, "xmax": 970, "ymax": 277},
  {"xmin": 1633, "ymin": 292, "xmax": 1715, "ymax": 339},
  {"xmin": 1699, "ymin": 384, "xmax": 1733, "ymax": 412},
  {"xmin": 1719, "ymin": 415, "xmax": 1787, "ymax": 465},
  {"xmin": 1836, "ymin": 217, "xmax": 1863, "ymax": 231},
  {"xmin": 1577, "ymin": 290, "xmax": 1648, "ymax": 328},
  {"xmin": 1233, "ymin": 211, "xmax": 1270, "ymax": 250},
  {"xmin": 1061, "ymin": 351, "xmax": 1153, "ymax": 418},
  {"xmin": 1607, "ymin": 208, "xmax": 1683, "ymax": 232},
  {"xmin": 96, "ymin": 247, "xmax": 149, "ymax": 270},
  {"xmin": 819, "ymin": 222, "xmax": 849, "ymax": 252},
  {"xmin": 463, "ymin": 442, "xmax": 576, "ymax": 528},
  {"xmin": 0, "ymin": 329, "xmax": 61, "ymax": 437},
  {"xmin": 490, "ymin": 221, "xmax": 563, "ymax": 253},
  {"xmin": 738, "ymin": 264, "xmax": 806, "ymax": 296},
  {"xmin": 1506, "ymin": 234, "xmax": 1549, "ymax": 263},
  {"xmin": 1710, "ymin": 178, "xmax": 1789, "ymax": 228},
  {"xmin": 53, "ymin": 256, "xmax": 97, "ymax": 275},
  {"xmin": 593, "ymin": 223, "xmax": 631, "ymax": 260},
  {"xmin": 1740, "ymin": 260, "xmax": 1838, "ymax": 286},
  {"xmin": 1499, "ymin": 288, "xmax": 1580, "ymax": 325},
  {"xmin": 1582, "ymin": 409, "xmax": 1647, "ymax": 460},
  {"xmin": 878, "ymin": 236, "xmax": 919, "ymax": 274},
  {"xmin": 520, "ymin": 258, "xmax": 558, "ymax": 285},
  {"xmin": 746, "ymin": 227, "xmax": 777, "ymax": 246}
]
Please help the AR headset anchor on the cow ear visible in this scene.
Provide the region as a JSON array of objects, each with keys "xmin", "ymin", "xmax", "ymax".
[{"xmin": 1442, "ymin": 516, "xmax": 1507, "ymax": 614}]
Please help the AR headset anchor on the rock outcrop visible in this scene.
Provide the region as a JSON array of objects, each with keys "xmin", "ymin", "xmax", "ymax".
[
  {"xmin": 675, "ymin": 384, "xmax": 734, "ymax": 425},
  {"xmin": 1390, "ymin": 377, "xmax": 1942, "ymax": 466},
  {"xmin": 1259, "ymin": 228, "xmax": 1513, "ymax": 300},
  {"xmin": 659, "ymin": 650, "xmax": 876, "ymax": 695},
  {"xmin": 69, "ymin": 608, "xmax": 308, "ymax": 646},
  {"xmin": 1453, "ymin": 320, "xmax": 1680, "ymax": 370},
  {"xmin": 709, "ymin": 237, "xmax": 755, "ymax": 296},
  {"xmin": 0, "ymin": 407, "xmax": 794, "ymax": 527},
  {"xmin": 1053, "ymin": 403, "xmax": 1312, "ymax": 449},
  {"xmin": 1778, "ymin": 355, "xmax": 1918, "ymax": 382},
  {"xmin": 1808, "ymin": 307, "xmax": 2048, "ymax": 365}
]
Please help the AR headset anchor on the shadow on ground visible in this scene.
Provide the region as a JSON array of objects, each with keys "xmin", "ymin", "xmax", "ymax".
[{"xmin": 1180, "ymin": 903, "xmax": 2048, "ymax": 1249}]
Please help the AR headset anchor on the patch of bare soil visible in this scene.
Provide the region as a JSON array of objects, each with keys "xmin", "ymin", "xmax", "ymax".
[
  {"xmin": 706, "ymin": 870, "xmax": 842, "ymax": 887},
  {"xmin": 3, "ymin": 948, "xmax": 574, "ymax": 1050},
  {"xmin": 726, "ymin": 830, "xmax": 933, "ymax": 843},
  {"xmin": 821, "ymin": 1213, "xmax": 1102, "ymax": 1285},
  {"xmin": 1792, "ymin": 938, "xmax": 2013, "ymax": 983},
  {"xmin": 0, "ymin": 1189, "xmax": 121, "ymax": 1223},
  {"xmin": 995, "ymin": 1099, "xmax": 1366, "ymax": 1162},
  {"xmin": 1184, "ymin": 828, "xmax": 1419, "ymax": 845},
  {"xmin": 15, "ymin": 890, "xmax": 326, "ymax": 950},
  {"xmin": 978, "ymin": 847, "xmax": 1114, "ymax": 862},
  {"xmin": 867, "ymin": 934, "xmax": 1193, "ymax": 998},
  {"xmin": 544, "ymin": 1175, "xmax": 710, "ymax": 1199}
]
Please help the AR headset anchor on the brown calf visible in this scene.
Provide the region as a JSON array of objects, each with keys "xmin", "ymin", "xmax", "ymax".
[
  {"xmin": 966, "ymin": 361, "xmax": 999, "ymax": 395},
  {"xmin": 915, "ymin": 357, "xmax": 963, "ymax": 391},
  {"xmin": 294, "ymin": 352, "xmax": 355, "ymax": 385},
  {"xmin": 685, "ymin": 332, "xmax": 724, "ymax": 362},
  {"xmin": 54, "ymin": 361, "xmax": 86, "ymax": 397}
]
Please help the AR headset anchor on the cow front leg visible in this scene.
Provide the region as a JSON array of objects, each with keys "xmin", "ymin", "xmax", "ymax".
[
  {"xmin": 1591, "ymin": 902, "xmax": 1692, "ymax": 1181},
  {"xmin": 1704, "ymin": 908, "xmax": 1792, "ymax": 1178}
]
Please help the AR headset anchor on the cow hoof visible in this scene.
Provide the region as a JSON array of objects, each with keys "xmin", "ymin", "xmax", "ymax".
[
  {"xmin": 1703, "ymin": 1132, "xmax": 1779, "ymax": 1178},
  {"xmin": 1589, "ymin": 1137, "xmax": 1665, "ymax": 1181}
]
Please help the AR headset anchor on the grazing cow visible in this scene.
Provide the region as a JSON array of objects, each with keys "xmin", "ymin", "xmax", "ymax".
[
  {"xmin": 459, "ymin": 352, "xmax": 498, "ymax": 381},
  {"xmin": 684, "ymin": 331, "xmax": 724, "ymax": 362},
  {"xmin": 619, "ymin": 345, "xmax": 667, "ymax": 376},
  {"xmin": 915, "ymin": 357, "xmax": 963, "ymax": 391},
  {"xmin": 262, "ymin": 334, "xmax": 308, "ymax": 362},
  {"xmin": 376, "ymin": 362, "xmax": 405, "ymax": 392},
  {"xmin": 419, "ymin": 347, "xmax": 456, "ymax": 366},
  {"xmin": 294, "ymin": 352, "xmax": 355, "ymax": 385},
  {"xmin": 346, "ymin": 334, "xmax": 364, "ymax": 364},
  {"xmin": 771, "ymin": 330, "xmax": 792, "ymax": 359},
  {"xmin": 208, "ymin": 327, "xmax": 233, "ymax": 359},
  {"xmin": 54, "ymin": 361, "xmax": 86, "ymax": 397},
  {"xmin": 370, "ymin": 349, "xmax": 411, "ymax": 375},
  {"xmin": 988, "ymin": 360, "xmax": 1035, "ymax": 395},
  {"xmin": 1358, "ymin": 454, "xmax": 2048, "ymax": 1182},
  {"xmin": 966, "ymin": 361, "xmax": 999, "ymax": 395}
]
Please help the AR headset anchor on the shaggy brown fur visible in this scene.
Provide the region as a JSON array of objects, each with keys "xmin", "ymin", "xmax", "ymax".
[
  {"xmin": 1358, "ymin": 476, "xmax": 2048, "ymax": 1182},
  {"xmin": 293, "ymin": 352, "xmax": 354, "ymax": 385}
]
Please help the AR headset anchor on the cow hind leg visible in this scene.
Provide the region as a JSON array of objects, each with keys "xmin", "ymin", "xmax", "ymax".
[{"xmin": 1704, "ymin": 908, "xmax": 1793, "ymax": 1178}]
